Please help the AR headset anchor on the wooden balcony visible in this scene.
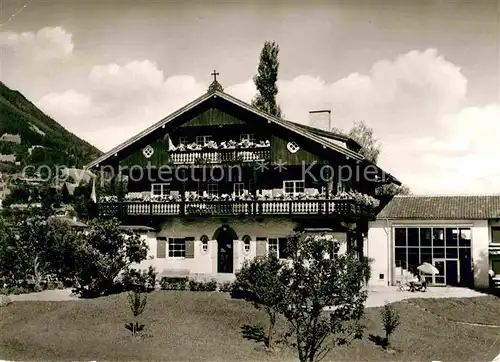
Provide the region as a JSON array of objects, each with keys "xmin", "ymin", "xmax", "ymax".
[
  {"xmin": 169, "ymin": 148, "xmax": 270, "ymax": 164},
  {"xmin": 98, "ymin": 199, "xmax": 375, "ymax": 219}
]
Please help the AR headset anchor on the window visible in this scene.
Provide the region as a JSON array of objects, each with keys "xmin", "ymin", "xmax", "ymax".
[
  {"xmin": 242, "ymin": 235, "xmax": 251, "ymax": 253},
  {"xmin": 420, "ymin": 228, "xmax": 432, "ymax": 246},
  {"xmin": 179, "ymin": 136, "xmax": 188, "ymax": 145},
  {"xmin": 233, "ymin": 182, "xmax": 245, "ymax": 196},
  {"xmin": 492, "ymin": 227, "xmax": 500, "ymax": 244},
  {"xmin": 393, "ymin": 226, "xmax": 473, "ymax": 286},
  {"xmin": 433, "ymin": 228, "xmax": 445, "ymax": 247},
  {"xmin": 196, "ymin": 135, "xmax": 212, "ymax": 145},
  {"xmin": 446, "ymin": 228, "xmax": 458, "ymax": 247},
  {"xmin": 151, "ymin": 183, "xmax": 169, "ymax": 197},
  {"xmin": 394, "ymin": 228, "xmax": 407, "ymax": 247},
  {"xmin": 168, "ymin": 238, "xmax": 186, "ymax": 258},
  {"xmin": 207, "ymin": 183, "xmax": 218, "ymax": 195},
  {"xmin": 268, "ymin": 237, "xmax": 290, "ymax": 259},
  {"xmin": 492, "ymin": 260, "xmax": 500, "ymax": 275},
  {"xmin": 283, "ymin": 180, "xmax": 305, "ymax": 195},
  {"xmin": 201, "ymin": 235, "xmax": 209, "ymax": 253},
  {"xmin": 379, "ymin": 274, "xmax": 384, "ymax": 280},
  {"xmin": 240, "ymin": 133, "xmax": 256, "ymax": 142},
  {"xmin": 407, "ymin": 228, "xmax": 419, "ymax": 247}
]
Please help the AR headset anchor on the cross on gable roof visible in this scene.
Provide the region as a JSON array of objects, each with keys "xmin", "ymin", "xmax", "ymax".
[{"xmin": 84, "ymin": 89, "xmax": 400, "ymax": 184}]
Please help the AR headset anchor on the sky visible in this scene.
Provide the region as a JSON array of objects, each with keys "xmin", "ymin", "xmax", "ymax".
[{"xmin": 0, "ymin": 0, "xmax": 498, "ymax": 194}]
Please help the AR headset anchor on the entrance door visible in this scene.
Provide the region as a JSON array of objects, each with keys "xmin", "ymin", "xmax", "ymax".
[
  {"xmin": 432, "ymin": 259, "xmax": 446, "ymax": 286},
  {"xmin": 431, "ymin": 258, "xmax": 460, "ymax": 286},
  {"xmin": 445, "ymin": 259, "xmax": 460, "ymax": 286},
  {"xmin": 217, "ymin": 239, "xmax": 234, "ymax": 273}
]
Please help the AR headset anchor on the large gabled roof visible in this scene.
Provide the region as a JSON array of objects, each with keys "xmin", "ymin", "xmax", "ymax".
[{"xmin": 84, "ymin": 89, "xmax": 400, "ymax": 184}]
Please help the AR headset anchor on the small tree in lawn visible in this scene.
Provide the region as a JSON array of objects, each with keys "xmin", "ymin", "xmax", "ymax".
[
  {"xmin": 278, "ymin": 233, "xmax": 367, "ymax": 362},
  {"xmin": 234, "ymin": 254, "xmax": 287, "ymax": 349},
  {"xmin": 125, "ymin": 290, "xmax": 148, "ymax": 336},
  {"xmin": 380, "ymin": 303, "xmax": 400, "ymax": 349},
  {"xmin": 72, "ymin": 220, "xmax": 148, "ymax": 297}
]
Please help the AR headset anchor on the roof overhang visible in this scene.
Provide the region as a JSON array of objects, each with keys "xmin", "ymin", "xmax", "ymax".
[{"xmin": 85, "ymin": 90, "xmax": 400, "ymax": 184}]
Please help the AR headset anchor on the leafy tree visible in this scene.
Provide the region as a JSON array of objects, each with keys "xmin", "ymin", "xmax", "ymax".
[
  {"xmin": 0, "ymin": 213, "xmax": 75, "ymax": 290},
  {"xmin": 234, "ymin": 254, "xmax": 287, "ymax": 348},
  {"xmin": 71, "ymin": 220, "xmax": 148, "ymax": 297},
  {"xmin": 333, "ymin": 120, "xmax": 380, "ymax": 163},
  {"xmin": 380, "ymin": 303, "xmax": 400, "ymax": 349},
  {"xmin": 278, "ymin": 233, "xmax": 367, "ymax": 362},
  {"xmin": 252, "ymin": 41, "xmax": 282, "ymax": 117}
]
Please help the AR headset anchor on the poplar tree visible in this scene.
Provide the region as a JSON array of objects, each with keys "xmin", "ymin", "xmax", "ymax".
[{"xmin": 252, "ymin": 41, "xmax": 283, "ymax": 117}]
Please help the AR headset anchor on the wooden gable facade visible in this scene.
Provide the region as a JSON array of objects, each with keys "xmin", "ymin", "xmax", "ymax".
[{"xmin": 88, "ymin": 87, "xmax": 399, "ymax": 223}]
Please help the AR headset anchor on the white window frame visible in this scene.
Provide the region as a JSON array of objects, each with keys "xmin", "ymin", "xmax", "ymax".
[
  {"xmin": 283, "ymin": 180, "xmax": 305, "ymax": 195},
  {"xmin": 168, "ymin": 237, "xmax": 186, "ymax": 258},
  {"xmin": 233, "ymin": 182, "xmax": 245, "ymax": 196},
  {"xmin": 207, "ymin": 182, "xmax": 218, "ymax": 195},
  {"xmin": 240, "ymin": 133, "xmax": 256, "ymax": 143},
  {"xmin": 179, "ymin": 136, "xmax": 188, "ymax": 145},
  {"xmin": 196, "ymin": 135, "xmax": 212, "ymax": 145},
  {"xmin": 151, "ymin": 183, "xmax": 170, "ymax": 197},
  {"xmin": 268, "ymin": 237, "xmax": 289, "ymax": 259}
]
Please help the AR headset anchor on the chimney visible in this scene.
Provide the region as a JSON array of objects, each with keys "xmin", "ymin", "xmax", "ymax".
[{"xmin": 308, "ymin": 110, "xmax": 331, "ymax": 132}]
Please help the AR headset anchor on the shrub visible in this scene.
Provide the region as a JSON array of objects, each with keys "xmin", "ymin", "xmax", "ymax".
[
  {"xmin": 204, "ymin": 279, "xmax": 218, "ymax": 292},
  {"xmin": 71, "ymin": 220, "xmax": 148, "ymax": 298},
  {"xmin": 218, "ymin": 281, "xmax": 233, "ymax": 293},
  {"xmin": 160, "ymin": 277, "xmax": 188, "ymax": 290},
  {"xmin": 189, "ymin": 279, "xmax": 201, "ymax": 291},
  {"xmin": 122, "ymin": 267, "xmax": 158, "ymax": 292},
  {"xmin": 381, "ymin": 303, "xmax": 400, "ymax": 348}
]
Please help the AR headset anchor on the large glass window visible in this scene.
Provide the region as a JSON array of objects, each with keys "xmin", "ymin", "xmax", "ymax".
[
  {"xmin": 393, "ymin": 226, "xmax": 472, "ymax": 286},
  {"xmin": 433, "ymin": 228, "xmax": 445, "ymax": 247},
  {"xmin": 420, "ymin": 228, "xmax": 432, "ymax": 246},
  {"xmin": 395, "ymin": 228, "xmax": 407, "ymax": 247},
  {"xmin": 445, "ymin": 228, "xmax": 458, "ymax": 247},
  {"xmin": 407, "ymin": 228, "xmax": 419, "ymax": 247}
]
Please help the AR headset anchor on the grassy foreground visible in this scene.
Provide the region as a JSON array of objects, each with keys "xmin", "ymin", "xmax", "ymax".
[{"xmin": 0, "ymin": 291, "xmax": 499, "ymax": 361}]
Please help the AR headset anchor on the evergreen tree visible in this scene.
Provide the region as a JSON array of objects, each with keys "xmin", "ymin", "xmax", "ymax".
[{"xmin": 252, "ymin": 41, "xmax": 283, "ymax": 117}]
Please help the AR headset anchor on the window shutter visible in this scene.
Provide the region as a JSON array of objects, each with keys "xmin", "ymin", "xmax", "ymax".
[
  {"xmin": 156, "ymin": 238, "xmax": 166, "ymax": 259},
  {"xmin": 256, "ymin": 237, "xmax": 267, "ymax": 258},
  {"xmin": 185, "ymin": 237, "xmax": 195, "ymax": 259}
]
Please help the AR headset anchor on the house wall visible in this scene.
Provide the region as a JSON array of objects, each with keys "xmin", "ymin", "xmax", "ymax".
[
  {"xmin": 367, "ymin": 218, "xmax": 489, "ymax": 288},
  {"xmin": 131, "ymin": 217, "xmax": 299, "ymax": 277},
  {"xmin": 130, "ymin": 217, "xmax": 350, "ymax": 278}
]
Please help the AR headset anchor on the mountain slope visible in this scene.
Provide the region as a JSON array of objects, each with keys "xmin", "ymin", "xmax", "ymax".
[{"xmin": 0, "ymin": 82, "xmax": 101, "ymax": 174}]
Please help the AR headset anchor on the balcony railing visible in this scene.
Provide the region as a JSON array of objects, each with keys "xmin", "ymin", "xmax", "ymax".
[
  {"xmin": 169, "ymin": 148, "xmax": 270, "ymax": 164},
  {"xmin": 98, "ymin": 199, "xmax": 374, "ymax": 219}
]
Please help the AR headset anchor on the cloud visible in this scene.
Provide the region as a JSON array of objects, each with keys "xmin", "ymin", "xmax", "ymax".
[
  {"xmin": 0, "ymin": 26, "xmax": 74, "ymax": 61},
  {"xmin": 36, "ymin": 48, "xmax": 497, "ymax": 193}
]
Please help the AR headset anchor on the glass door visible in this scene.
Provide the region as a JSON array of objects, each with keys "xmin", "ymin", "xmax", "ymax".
[{"xmin": 432, "ymin": 259, "xmax": 446, "ymax": 286}]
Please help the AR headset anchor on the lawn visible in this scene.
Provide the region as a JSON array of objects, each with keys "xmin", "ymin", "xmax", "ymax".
[{"xmin": 1, "ymin": 291, "xmax": 500, "ymax": 361}]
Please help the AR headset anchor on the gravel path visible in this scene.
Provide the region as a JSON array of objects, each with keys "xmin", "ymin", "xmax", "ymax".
[{"xmin": 6, "ymin": 286, "xmax": 487, "ymax": 304}]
